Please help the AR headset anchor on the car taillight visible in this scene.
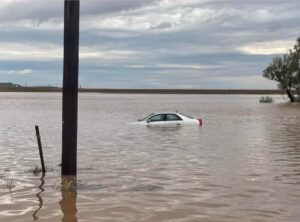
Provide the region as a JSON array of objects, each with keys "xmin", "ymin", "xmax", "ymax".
[{"xmin": 198, "ymin": 118, "xmax": 203, "ymax": 127}]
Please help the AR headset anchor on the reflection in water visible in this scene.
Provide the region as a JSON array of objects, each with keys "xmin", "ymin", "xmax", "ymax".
[
  {"xmin": 60, "ymin": 176, "xmax": 77, "ymax": 222},
  {"xmin": 267, "ymin": 115, "xmax": 300, "ymax": 184},
  {"xmin": 32, "ymin": 173, "xmax": 45, "ymax": 220}
]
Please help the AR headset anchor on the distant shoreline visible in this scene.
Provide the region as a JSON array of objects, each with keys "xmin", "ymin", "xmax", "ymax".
[{"xmin": 0, "ymin": 87, "xmax": 283, "ymax": 94}]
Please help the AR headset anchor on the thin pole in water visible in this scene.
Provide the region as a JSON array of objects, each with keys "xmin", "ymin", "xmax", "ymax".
[
  {"xmin": 62, "ymin": 0, "xmax": 80, "ymax": 176},
  {"xmin": 35, "ymin": 125, "xmax": 46, "ymax": 173}
]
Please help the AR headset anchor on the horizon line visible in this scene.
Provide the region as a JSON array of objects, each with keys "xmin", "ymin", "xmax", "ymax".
[{"xmin": 0, "ymin": 87, "xmax": 283, "ymax": 94}]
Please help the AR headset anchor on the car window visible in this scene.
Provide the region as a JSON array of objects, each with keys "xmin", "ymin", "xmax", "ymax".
[
  {"xmin": 148, "ymin": 114, "xmax": 164, "ymax": 122},
  {"xmin": 166, "ymin": 114, "xmax": 182, "ymax": 121}
]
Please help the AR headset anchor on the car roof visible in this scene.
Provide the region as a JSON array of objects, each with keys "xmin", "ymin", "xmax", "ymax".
[
  {"xmin": 149, "ymin": 112, "xmax": 194, "ymax": 119},
  {"xmin": 152, "ymin": 112, "xmax": 179, "ymax": 115}
]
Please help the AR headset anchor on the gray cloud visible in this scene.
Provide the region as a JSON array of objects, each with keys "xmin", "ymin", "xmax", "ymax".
[
  {"xmin": 151, "ymin": 21, "xmax": 172, "ymax": 30},
  {"xmin": 1, "ymin": 0, "xmax": 300, "ymax": 88},
  {"xmin": 0, "ymin": 0, "xmax": 156, "ymax": 22}
]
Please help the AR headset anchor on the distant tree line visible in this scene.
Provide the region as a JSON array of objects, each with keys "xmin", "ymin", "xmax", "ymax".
[
  {"xmin": 263, "ymin": 38, "xmax": 300, "ymax": 102},
  {"xmin": 0, "ymin": 82, "xmax": 21, "ymax": 88}
]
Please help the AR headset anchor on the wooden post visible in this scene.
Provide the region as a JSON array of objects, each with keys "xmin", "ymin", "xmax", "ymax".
[
  {"xmin": 35, "ymin": 125, "xmax": 46, "ymax": 173},
  {"xmin": 62, "ymin": 0, "xmax": 80, "ymax": 176}
]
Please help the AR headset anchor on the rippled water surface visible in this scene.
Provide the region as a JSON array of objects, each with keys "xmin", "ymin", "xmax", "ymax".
[{"xmin": 1, "ymin": 92, "xmax": 300, "ymax": 222}]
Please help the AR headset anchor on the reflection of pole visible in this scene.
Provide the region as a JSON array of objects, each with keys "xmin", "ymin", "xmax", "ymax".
[
  {"xmin": 32, "ymin": 174, "xmax": 45, "ymax": 220},
  {"xmin": 60, "ymin": 193, "xmax": 78, "ymax": 222},
  {"xmin": 62, "ymin": 0, "xmax": 80, "ymax": 176}
]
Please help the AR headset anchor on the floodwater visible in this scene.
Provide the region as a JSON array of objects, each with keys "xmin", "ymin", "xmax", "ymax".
[{"xmin": 0, "ymin": 92, "xmax": 300, "ymax": 222}]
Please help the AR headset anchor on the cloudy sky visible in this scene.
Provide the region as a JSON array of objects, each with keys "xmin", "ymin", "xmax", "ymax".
[{"xmin": 0, "ymin": 0, "xmax": 299, "ymax": 89}]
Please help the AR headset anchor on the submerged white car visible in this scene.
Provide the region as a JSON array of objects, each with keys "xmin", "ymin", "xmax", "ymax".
[{"xmin": 130, "ymin": 112, "xmax": 202, "ymax": 126}]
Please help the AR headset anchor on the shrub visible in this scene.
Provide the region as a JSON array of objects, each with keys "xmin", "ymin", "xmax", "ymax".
[{"xmin": 259, "ymin": 96, "xmax": 274, "ymax": 103}]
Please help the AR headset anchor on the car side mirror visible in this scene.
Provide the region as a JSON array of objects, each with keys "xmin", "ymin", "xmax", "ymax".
[{"xmin": 146, "ymin": 119, "xmax": 151, "ymax": 123}]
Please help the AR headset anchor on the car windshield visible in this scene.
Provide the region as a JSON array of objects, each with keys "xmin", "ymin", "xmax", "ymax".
[{"xmin": 138, "ymin": 113, "xmax": 154, "ymax": 121}]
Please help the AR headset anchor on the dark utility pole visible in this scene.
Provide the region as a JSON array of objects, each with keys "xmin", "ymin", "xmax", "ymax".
[{"xmin": 62, "ymin": 0, "xmax": 80, "ymax": 176}]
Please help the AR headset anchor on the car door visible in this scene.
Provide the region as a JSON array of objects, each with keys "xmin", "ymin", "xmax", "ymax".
[
  {"xmin": 165, "ymin": 114, "xmax": 183, "ymax": 126},
  {"xmin": 147, "ymin": 114, "xmax": 165, "ymax": 126}
]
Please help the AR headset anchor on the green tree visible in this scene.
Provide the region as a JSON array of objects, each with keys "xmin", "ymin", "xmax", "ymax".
[
  {"xmin": 290, "ymin": 38, "xmax": 300, "ymax": 98},
  {"xmin": 263, "ymin": 38, "xmax": 300, "ymax": 102}
]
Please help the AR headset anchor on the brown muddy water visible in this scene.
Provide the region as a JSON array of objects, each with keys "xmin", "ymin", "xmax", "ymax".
[{"xmin": 0, "ymin": 92, "xmax": 300, "ymax": 222}]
